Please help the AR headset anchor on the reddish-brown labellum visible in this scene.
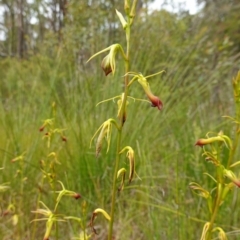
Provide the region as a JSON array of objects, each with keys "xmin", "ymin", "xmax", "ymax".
[
  {"xmin": 149, "ymin": 95, "xmax": 163, "ymax": 110},
  {"xmin": 195, "ymin": 139, "xmax": 205, "ymax": 147},
  {"xmin": 195, "ymin": 136, "xmax": 226, "ymax": 147},
  {"xmin": 144, "ymin": 89, "xmax": 163, "ymax": 111},
  {"xmin": 101, "ymin": 57, "xmax": 112, "ymax": 76},
  {"xmin": 61, "ymin": 136, "xmax": 67, "ymax": 142},
  {"xmin": 73, "ymin": 193, "xmax": 81, "ymax": 199},
  {"xmin": 90, "ymin": 212, "xmax": 98, "ymax": 235},
  {"xmin": 2, "ymin": 210, "xmax": 9, "ymax": 216},
  {"xmin": 39, "ymin": 126, "xmax": 45, "ymax": 132}
]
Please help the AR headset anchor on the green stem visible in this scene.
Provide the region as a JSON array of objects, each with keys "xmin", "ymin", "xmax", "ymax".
[
  {"xmin": 108, "ymin": 129, "xmax": 123, "ymax": 240},
  {"xmin": 31, "ymin": 176, "xmax": 44, "ymax": 239},
  {"xmin": 206, "ymin": 184, "xmax": 223, "ymax": 240}
]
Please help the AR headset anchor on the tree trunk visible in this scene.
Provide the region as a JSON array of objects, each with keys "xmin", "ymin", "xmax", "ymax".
[{"xmin": 17, "ymin": 0, "xmax": 24, "ymax": 58}]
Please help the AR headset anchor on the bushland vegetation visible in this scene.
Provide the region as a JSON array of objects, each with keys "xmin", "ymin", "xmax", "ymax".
[{"xmin": 0, "ymin": 0, "xmax": 240, "ymax": 239}]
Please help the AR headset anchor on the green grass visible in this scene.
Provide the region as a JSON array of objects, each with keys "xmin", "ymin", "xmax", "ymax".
[{"xmin": 0, "ymin": 25, "xmax": 240, "ymax": 240}]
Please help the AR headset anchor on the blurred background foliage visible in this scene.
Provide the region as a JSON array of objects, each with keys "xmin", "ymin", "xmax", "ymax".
[{"xmin": 0, "ymin": 0, "xmax": 240, "ymax": 239}]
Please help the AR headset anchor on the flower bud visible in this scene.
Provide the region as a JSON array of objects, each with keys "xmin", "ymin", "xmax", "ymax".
[
  {"xmin": 117, "ymin": 93, "xmax": 128, "ymax": 123},
  {"xmin": 124, "ymin": 0, "xmax": 130, "ymax": 14},
  {"xmin": 90, "ymin": 208, "xmax": 111, "ymax": 234},
  {"xmin": 117, "ymin": 168, "xmax": 127, "ymax": 192},
  {"xmin": 119, "ymin": 146, "xmax": 135, "ymax": 183},
  {"xmin": 90, "ymin": 119, "xmax": 118, "ymax": 158},
  {"xmin": 87, "ymin": 44, "xmax": 126, "ymax": 76}
]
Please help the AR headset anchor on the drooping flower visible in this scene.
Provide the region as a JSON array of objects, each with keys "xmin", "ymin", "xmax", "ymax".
[
  {"xmin": 195, "ymin": 134, "xmax": 232, "ymax": 148},
  {"xmin": 195, "ymin": 137, "xmax": 222, "ymax": 147},
  {"xmin": 117, "ymin": 168, "xmax": 127, "ymax": 192},
  {"xmin": 136, "ymin": 74, "xmax": 163, "ymax": 110},
  {"xmin": 90, "ymin": 208, "xmax": 111, "ymax": 234},
  {"xmin": 145, "ymin": 89, "xmax": 163, "ymax": 110},
  {"xmin": 117, "ymin": 93, "xmax": 129, "ymax": 123},
  {"xmin": 224, "ymin": 169, "xmax": 240, "ymax": 187},
  {"xmin": 119, "ymin": 146, "xmax": 135, "ymax": 183},
  {"xmin": 31, "ymin": 201, "xmax": 65, "ymax": 240},
  {"xmin": 87, "ymin": 44, "xmax": 127, "ymax": 76},
  {"xmin": 101, "ymin": 55, "xmax": 114, "ymax": 76},
  {"xmin": 212, "ymin": 227, "xmax": 228, "ymax": 240},
  {"xmin": 90, "ymin": 119, "xmax": 119, "ymax": 158},
  {"xmin": 126, "ymin": 71, "xmax": 164, "ymax": 110}
]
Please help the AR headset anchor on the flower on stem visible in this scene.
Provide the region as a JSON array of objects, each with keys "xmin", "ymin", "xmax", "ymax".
[
  {"xmin": 195, "ymin": 133, "xmax": 232, "ymax": 149},
  {"xmin": 119, "ymin": 146, "xmax": 135, "ymax": 183},
  {"xmin": 117, "ymin": 93, "xmax": 129, "ymax": 123},
  {"xmin": 39, "ymin": 118, "xmax": 54, "ymax": 132},
  {"xmin": 189, "ymin": 182, "xmax": 213, "ymax": 213},
  {"xmin": 202, "ymin": 150, "xmax": 220, "ymax": 165},
  {"xmin": 117, "ymin": 168, "xmax": 127, "ymax": 192},
  {"xmin": 200, "ymin": 222, "xmax": 210, "ymax": 240},
  {"xmin": 11, "ymin": 152, "xmax": 26, "ymax": 163},
  {"xmin": 31, "ymin": 201, "xmax": 65, "ymax": 240},
  {"xmin": 126, "ymin": 71, "xmax": 164, "ymax": 110},
  {"xmin": 54, "ymin": 181, "xmax": 81, "ymax": 212},
  {"xmin": 195, "ymin": 137, "xmax": 221, "ymax": 147},
  {"xmin": 189, "ymin": 182, "xmax": 210, "ymax": 199},
  {"xmin": 1, "ymin": 203, "xmax": 15, "ymax": 217},
  {"xmin": 212, "ymin": 227, "xmax": 228, "ymax": 240},
  {"xmin": 90, "ymin": 119, "xmax": 119, "ymax": 158},
  {"xmin": 87, "ymin": 44, "xmax": 127, "ymax": 76},
  {"xmin": 47, "ymin": 152, "xmax": 61, "ymax": 165},
  {"xmin": 223, "ymin": 169, "xmax": 240, "ymax": 187},
  {"xmin": 137, "ymin": 75, "xmax": 163, "ymax": 110},
  {"xmin": 89, "ymin": 208, "xmax": 111, "ymax": 235},
  {"xmin": 96, "ymin": 93, "xmax": 150, "ymax": 123}
]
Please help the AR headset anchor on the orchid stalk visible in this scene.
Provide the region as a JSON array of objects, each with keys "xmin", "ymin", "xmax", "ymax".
[
  {"xmin": 87, "ymin": 1, "xmax": 164, "ymax": 239},
  {"xmin": 193, "ymin": 71, "xmax": 240, "ymax": 240}
]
